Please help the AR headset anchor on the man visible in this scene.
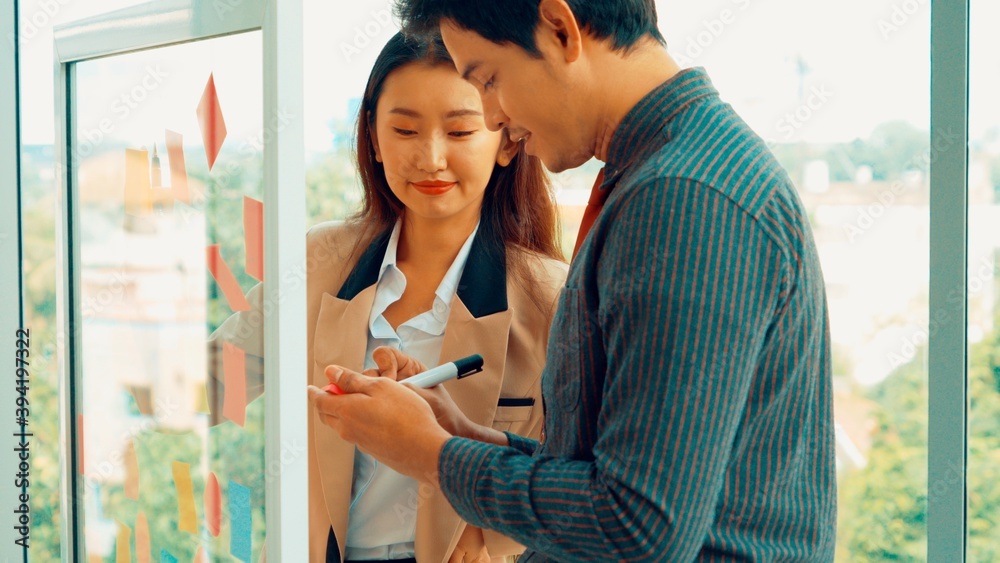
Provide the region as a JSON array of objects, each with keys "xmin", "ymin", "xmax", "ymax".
[{"xmin": 309, "ymin": 1, "xmax": 837, "ymax": 560}]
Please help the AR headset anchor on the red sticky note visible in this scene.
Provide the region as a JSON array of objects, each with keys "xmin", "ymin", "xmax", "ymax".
[
  {"xmin": 165, "ymin": 130, "xmax": 190, "ymax": 204},
  {"xmin": 323, "ymin": 383, "xmax": 344, "ymax": 395},
  {"xmin": 207, "ymin": 245, "xmax": 251, "ymax": 312},
  {"xmin": 223, "ymin": 342, "xmax": 247, "ymax": 427},
  {"xmin": 196, "ymin": 73, "xmax": 227, "ymax": 170},
  {"xmin": 205, "ymin": 471, "xmax": 222, "ymax": 537},
  {"xmin": 244, "ymin": 196, "xmax": 264, "ymax": 282},
  {"xmin": 135, "ymin": 511, "xmax": 150, "ymax": 563}
]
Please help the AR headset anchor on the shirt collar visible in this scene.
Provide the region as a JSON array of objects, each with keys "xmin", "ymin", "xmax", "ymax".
[
  {"xmin": 368, "ymin": 219, "xmax": 479, "ymax": 336},
  {"xmin": 603, "ymin": 67, "xmax": 718, "ymax": 187}
]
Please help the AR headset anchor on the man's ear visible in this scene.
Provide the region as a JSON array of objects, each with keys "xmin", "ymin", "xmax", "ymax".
[
  {"xmin": 537, "ymin": 0, "xmax": 584, "ymax": 63},
  {"xmin": 496, "ymin": 130, "xmax": 520, "ymax": 167},
  {"xmin": 368, "ymin": 111, "xmax": 383, "ymax": 162}
]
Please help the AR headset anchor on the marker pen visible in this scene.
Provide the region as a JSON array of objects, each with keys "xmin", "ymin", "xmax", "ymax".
[{"xmin": 323, "ymin": 354, "xmax": 484, "ymax": 395}]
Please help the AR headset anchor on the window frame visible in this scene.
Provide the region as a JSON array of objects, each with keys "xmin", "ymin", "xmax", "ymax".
[{"xmin": 50, "ymin": 0, "xmax": 308, "ymax": 560}]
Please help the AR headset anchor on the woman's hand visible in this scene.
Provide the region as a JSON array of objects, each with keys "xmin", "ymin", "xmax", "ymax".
[
  {"xmin": 449, "ymin": 526, "xmax": 491, "ymax": 563},
  {"xmin": 367, "ymin": 347, "xmax": 478, "ymax": 439}
]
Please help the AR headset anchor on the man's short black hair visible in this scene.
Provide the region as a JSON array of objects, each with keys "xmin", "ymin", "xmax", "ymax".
[{"xmin": 394, "ymin": 0, "xmax": 666, "ymax": 56}]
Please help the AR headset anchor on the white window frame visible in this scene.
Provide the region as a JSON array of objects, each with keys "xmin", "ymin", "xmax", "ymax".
[
  {"xmin": 51, "ymin": 1, "xmax": 307, "ymax": 560},
  {"xmin": 1, "ymin": 1, "xmax": 27, "ymax": 558}
]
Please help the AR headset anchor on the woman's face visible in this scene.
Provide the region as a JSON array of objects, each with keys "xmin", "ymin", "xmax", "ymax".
[{"xmin": 372, "ymin": 62, "xmax": 508, "ymax": 226}]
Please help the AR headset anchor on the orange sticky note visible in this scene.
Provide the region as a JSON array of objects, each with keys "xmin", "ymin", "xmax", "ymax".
[
  {"xmin": 196, "ymin": 73, "xmax": 228, "ymax": 170},
  {"xmin": 116, "ymin": 520, "xmax": 131, "ymax": 563},
  {"xmin": 222, "ymin": 342, "xmax": 247, "ymax": 427},
  {"xmin": 135, "ymin": 511, "xmax": 150, "ymax": 563},
  {"xmin": 244, "ymin": 196, "xmax": 264, "ymax": 282},
  {"xmin": 207, "ymin": 244, "xmax": 251, "ymax": 312},
  {"xmin": 124, "ymin": 438, "xmax": 140, "ymax": 500},
  {"xmin": 125, "ymin": 148, "xmax": 153, "ymax": 216},
  {"xmin": 171, "ymin": 461, "xmax": 198, "ymax": 534},
  {"xmin": 165, "ymin": 130, "xmax": 190, "ymax": 204},
  {"xmin": 195, "ymin": 546, "xmax": 207, "ymax": 563}
]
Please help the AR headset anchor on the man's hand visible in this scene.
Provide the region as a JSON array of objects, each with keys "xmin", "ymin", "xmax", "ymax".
[
  {"xmin": 365, "ymin": 347, "xmax": 480, "ymax": 439},
  {"xmin": 308, "ymin": 365, "xmax": 451, "ymax": 485}
]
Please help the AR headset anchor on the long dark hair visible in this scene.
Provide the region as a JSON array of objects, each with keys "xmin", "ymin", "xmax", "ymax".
[{"xmin": 351, "ymin": 32, "xmax": 563, "ymax": 274}]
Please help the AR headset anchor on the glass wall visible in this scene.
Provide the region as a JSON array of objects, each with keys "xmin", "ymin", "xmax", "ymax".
[
  {"xmin": 13, "ymin": 0, "xmax": 993, "ymax": 559},
  {"xmin": 967, "ymin": 0, "xmax": 1000, "ymax": 558},
  {"xmin": 72, "ymin": 31, "xmax": 268, "ymax": 562}
]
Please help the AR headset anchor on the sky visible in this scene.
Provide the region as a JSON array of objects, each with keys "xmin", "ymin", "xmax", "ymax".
[{"xmin": 12, "ymin": 0, "xmax": 1000, "ymax": 152}]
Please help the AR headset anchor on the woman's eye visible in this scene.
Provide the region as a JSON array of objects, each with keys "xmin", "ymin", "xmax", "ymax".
[
  {"xmin": 483, "ymin": 77, "xmax": 495, "ymax": 91},
  {"xmin": 392, "ymin": 128, "xmax": 416, "ymax": 136},
  {"xmin": 449, "ymin": 131, "xmax": 476, "ymax": 138}
]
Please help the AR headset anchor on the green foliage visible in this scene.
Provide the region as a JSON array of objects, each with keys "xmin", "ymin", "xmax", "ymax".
[{"xmin": 835, "ymin": 317, "xmax": 1000, "ymax": 562}]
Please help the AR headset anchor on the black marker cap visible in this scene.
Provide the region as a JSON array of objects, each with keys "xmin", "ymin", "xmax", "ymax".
[{"xmin": 454, "ymin": 354, "xmax": 484, "ymax": 378}]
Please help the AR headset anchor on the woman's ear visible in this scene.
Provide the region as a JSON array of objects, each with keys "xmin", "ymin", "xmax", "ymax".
[
  {"xmin": 368, "ymin": 111, "xmax": 383, "ymax": 163},
  {"xmin": 496, "ymin": 130, "xmax": 520, "ymax": 167}
]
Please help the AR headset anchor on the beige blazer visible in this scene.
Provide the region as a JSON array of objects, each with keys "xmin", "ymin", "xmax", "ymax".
[{"xmin": 209, "ymin": 221, "xmax": 567, "ymax": 563}]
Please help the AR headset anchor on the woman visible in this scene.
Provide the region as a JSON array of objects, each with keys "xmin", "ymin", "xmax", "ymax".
[
  {"xmin": 308, "ymin": 32, "xmax": 566, "ymax": 563},
  {"xmin": 212, "ymin": 32, "xmax": 566, "ymax": 562}
]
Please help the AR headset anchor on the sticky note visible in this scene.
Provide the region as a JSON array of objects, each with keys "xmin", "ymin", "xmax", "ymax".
[
  {"xmin": 77, "ymin": 414, "xmax": 84, "ymax": 475},
  {"xmin": 116, "ymin": 520, "xmax": 131, "ymax": 563},
  {"xmin": 171, "ymin": 461, "xmax": 198, "ymax": 534},
  {"xmin": 124, "ymin": 438, "xmax": 140, "ymax": 500},
  {"xmin": 229, "ymin": 480, "xmax": 252, "ymax": 563},
  {"xmin": 205, "ymin": 471, "xmax": 222, "ymax": 537},
  {"xmin": 194, "ymin": 546, "xmax": 207, "ymax": 563},
  {"xmin": 125, "ymin": 148, "xmax": 153, "ymax": 216},
  {"xmin": 160, "ymin": 549, "xmax": 178, "ymax": 563},
  {"xmin": 196, "ymin": 73, "xmax": 228, "ymax": 170},
  {"xmin": 207, "ymin": 244, "xmax": 251, "ymax": 312},
  {"xmin": 244, "ymin": 196, "xmax": 264, "ymax": 282},
  {"xmin": 135, "ymin": 511, "xmax": 150, "ymax": 563},
  {"xmin": 165, "ymin": 130, "xmax": 190, "ymax": 204},
  {"xmin": 222, "ymin": 342, "xmax": 247, "ymax": 427}
]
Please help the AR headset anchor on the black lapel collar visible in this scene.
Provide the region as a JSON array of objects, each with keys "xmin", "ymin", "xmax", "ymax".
[
  {"xmin": 334, "ymin": 221, "xmax": 508, "ymax": 318},
  {"xmin": 336, "ymin": 227, "xmax": 392, "ymax": 300},
  {"xmin": 457, "ymin": 221, "xmax": 508, "ymax": 318}
]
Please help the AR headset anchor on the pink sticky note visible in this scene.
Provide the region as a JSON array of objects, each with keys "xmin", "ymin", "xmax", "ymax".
[
  {"xmin": 207, "ymin": 245, "xmax": 251, "ymax": 312},
  {"xmin": 244, "ymin": 196, "xmax": 264, "ymax": 282},
  {"xmin": 135, "ymin": 511, "xmax": 150, "ymax": 563},
  {"xmin": 223, "ymin": 342, "xmax": 247, "ymax": 427},
  {"xmin": 205, "ymin": 471, "xmax": 222, "ymax": 537},
  {"xmin": 165, "ymin": 130, "xmax": 190, "ymax": 204},
  {"xmin": 196, "ymin": 73, "xmax": 227, "ymax": 170}
]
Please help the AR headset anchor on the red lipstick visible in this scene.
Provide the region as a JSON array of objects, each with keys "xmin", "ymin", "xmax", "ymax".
[{"xmin": 411, "ymin": 180, "xmax": 456, "ymax": 195}]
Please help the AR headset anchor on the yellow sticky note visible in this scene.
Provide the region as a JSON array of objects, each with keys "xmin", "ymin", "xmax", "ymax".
[
  {"xmin": 171, "ymin": 461, "xmax": 198, "ymax": 534},
  {"xmin": 125, "ymin": 148, "xmax": 152, "ymax": 215},
  {"xmin": 116, "ymin": 520, "xmax": 131, "ymax": 563},
  {"xmin": 135, "ymin": 511, "xmax": 150, "ymax": 563}
]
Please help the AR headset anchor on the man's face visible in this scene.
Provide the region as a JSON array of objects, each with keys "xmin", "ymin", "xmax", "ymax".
[{"xmin": 440, "ymin": 20, "xmax": 595, "ymax": 173}]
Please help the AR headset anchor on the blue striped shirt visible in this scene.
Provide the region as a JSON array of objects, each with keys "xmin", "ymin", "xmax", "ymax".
[{"xmin": 439, "ymin": 68, "xmax": 837, "ymax": 562}]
